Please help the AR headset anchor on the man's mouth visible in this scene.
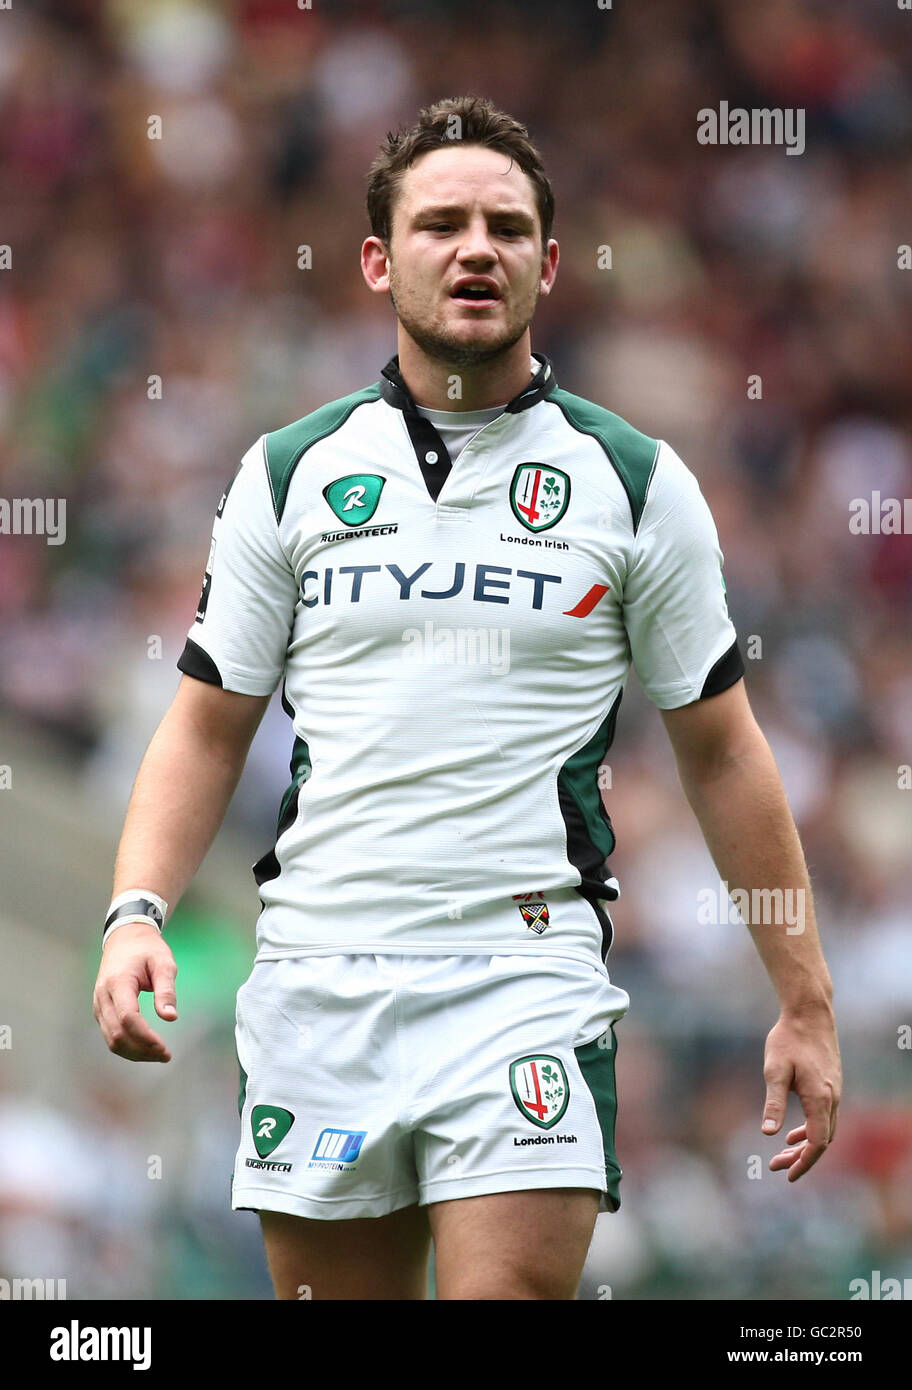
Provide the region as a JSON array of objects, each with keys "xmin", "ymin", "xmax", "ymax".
[{"xmin": 450, "ymin": 279, "xmax": 502, "ymax": 307}]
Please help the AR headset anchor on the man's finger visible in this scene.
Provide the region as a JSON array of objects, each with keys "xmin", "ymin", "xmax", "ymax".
[
  {"xmin": 784, "ymin": 1139, "xmax": 827, "ymax": 1181},
  {"xmin": 769, "ymin": 1137, "xmax": 825, "ymax": 1178},
  {"xmin": 801, "ymin": 1088, "xmax": 832, "ymax": 1152},
  {"xmin": 107, "ymin": 980, "xmax": 170, "ymax": 1058},
  {"xmin": 94, "ymin": 988, "xmax": 123, "ymax": 1051},
  {"xmin": 151, "ymin": 958, "xmax": 178, "ymax": 1021},
  {"xmin": 769, "ymin": 1144, "xmax": 803, "ymax": 1172},
  {"xmin": 109, "ymin": 979, "xmax": 159, "ymax": 1044},
  {"xmin": 775, "ymin": 1086, "xmax": 832, "ymax": 1179},
  {"xmin": 761, "ymin": 1065, "xmax": 792, "ymax": 1134}
]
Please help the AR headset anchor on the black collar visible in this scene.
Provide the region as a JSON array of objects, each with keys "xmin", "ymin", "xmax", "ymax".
[{"xmin": 379, "ymin": 351, "xmax": 557, "ymax": 416}]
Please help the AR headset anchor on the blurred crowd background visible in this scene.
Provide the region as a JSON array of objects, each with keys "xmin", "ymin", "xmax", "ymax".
[{"xmin": 1, "ymin": 0, "xmax": 911, "ymax": 1300}]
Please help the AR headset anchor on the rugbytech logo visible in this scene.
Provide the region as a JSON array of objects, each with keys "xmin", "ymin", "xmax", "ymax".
[
  {"xmin": 251, "ymin": 1104, "xmax": 295, "ymax": 1157},
  {"xmin": 323, "ymin": 474, "xmax": 385, "ymax": 525}
]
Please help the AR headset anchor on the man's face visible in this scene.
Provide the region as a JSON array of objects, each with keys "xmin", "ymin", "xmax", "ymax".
[{"xmin": 383, "ymin": 144, "xmax": 557, "ymax": 368}]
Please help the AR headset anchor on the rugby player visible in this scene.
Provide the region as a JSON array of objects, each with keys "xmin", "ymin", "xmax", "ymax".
[{"xmin": 93, "ymin": 95, "xmax": 841, "ymax": 1300}]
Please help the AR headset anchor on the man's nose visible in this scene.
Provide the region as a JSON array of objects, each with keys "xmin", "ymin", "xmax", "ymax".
[{"xmin": 456, "ymin": 220, "xmax": 497, "ymax": 260}]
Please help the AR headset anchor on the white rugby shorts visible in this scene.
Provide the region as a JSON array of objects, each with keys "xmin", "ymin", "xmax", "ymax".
[{"xmin": 231, "ymin": 952, "xmax": 629, "ymax": 1220}]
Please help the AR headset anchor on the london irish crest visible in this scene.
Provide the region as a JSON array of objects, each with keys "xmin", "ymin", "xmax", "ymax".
[
  {"xmin": 510, "ymin": 1055, "xmax": 570, "ymax": 1128},
  {"xmin": 510, "ymin": 464, "xmax": 570, "ymax": 532}
]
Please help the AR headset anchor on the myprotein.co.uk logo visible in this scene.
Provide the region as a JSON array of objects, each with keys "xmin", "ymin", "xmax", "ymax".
[
  {"xmin": 308, "ymin": 1128, "xmax": 367, "ymax": 1171},
  {"xmin": 323, "ymin": 474, "xmax": 386, "ymax": 525}
]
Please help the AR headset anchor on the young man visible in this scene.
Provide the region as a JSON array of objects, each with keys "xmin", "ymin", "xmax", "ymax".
[{"xmin": 93, "ymin": 95, "xmax": 841, "ymax": 1301}]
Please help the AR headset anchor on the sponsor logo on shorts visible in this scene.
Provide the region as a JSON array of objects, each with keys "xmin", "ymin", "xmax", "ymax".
[
  {"xmin": 516, "ymin": 900, "xmax": 549, "ymax": 934},
  {"xmin": 245, "ymin": 1157, "xmax": 293, "ymax": 1173},
  {"xmin": 307, "ymin": 1128, "xmax": 367, "ymax": 1171},
  {"xmin": 510, "ymin": 1055, "xmax": 570, "ymax": 1129},
  {"xmin": 251, "ymin": 1104, "xmax": 295, "ymax": 1158}
]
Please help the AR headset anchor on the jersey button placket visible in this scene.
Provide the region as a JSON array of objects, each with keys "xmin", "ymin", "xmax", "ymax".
[{"xmin": 437, "ymin": 414, "xmax": 504, "ymax": 514}]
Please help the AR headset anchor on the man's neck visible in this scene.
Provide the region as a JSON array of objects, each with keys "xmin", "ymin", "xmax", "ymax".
[{"xmin": 396, "ymin": 333, "xmax": 536, "ymax": 411}]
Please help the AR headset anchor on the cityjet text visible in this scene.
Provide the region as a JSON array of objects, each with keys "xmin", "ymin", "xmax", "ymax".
[{"xmin": 300, "ymin": 562, "xmax": 562, "ymax": 610}]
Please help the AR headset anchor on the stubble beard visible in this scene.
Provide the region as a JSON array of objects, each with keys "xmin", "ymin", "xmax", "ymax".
[{"xmin": 388, "ymin": 273, "xmax": 539, "ymax": 369}]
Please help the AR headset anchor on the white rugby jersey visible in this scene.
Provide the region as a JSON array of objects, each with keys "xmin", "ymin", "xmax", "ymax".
[{"xmin": 178, "ymin": 352, "xmax": 744, "ymax": 966}]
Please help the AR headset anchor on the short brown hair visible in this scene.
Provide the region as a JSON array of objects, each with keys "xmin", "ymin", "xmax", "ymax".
[{"xmin": 366, "ymin": 94, "xmax": 555, "ymax": 256}]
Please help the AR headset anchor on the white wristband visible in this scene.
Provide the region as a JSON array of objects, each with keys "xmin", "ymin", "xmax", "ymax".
[{"xmin": 103, "ymin": 890, "xmax": 169, "ymax": 947}]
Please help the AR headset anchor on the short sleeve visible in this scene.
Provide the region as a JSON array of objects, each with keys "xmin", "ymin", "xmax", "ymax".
[
  {"xmin": 177, "ymin": 436, "xmax": 298, "ymax": 695},
  {"xmin": 622, "ymin": 440, "xmax": 743, "ymax": 709}
]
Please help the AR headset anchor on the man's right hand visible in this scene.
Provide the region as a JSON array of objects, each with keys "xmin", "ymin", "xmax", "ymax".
[{"xmin": 93, "ymin": 922, "xmax": 179, "ymax": 1062}]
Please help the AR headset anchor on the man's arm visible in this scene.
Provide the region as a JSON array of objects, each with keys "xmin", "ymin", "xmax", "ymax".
[
  {"xmin": 93, "ymin": 674, "xmax": 271, "ymax": 1064},
  {"xmin": 659, "ymin": 677, "xmax": 841, "ymax": 1181}
]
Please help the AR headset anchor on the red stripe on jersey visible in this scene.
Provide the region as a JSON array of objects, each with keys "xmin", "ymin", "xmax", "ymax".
[{"xmin": 563, "ymin": 583, "xmax": 610, "ymax": 617}]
